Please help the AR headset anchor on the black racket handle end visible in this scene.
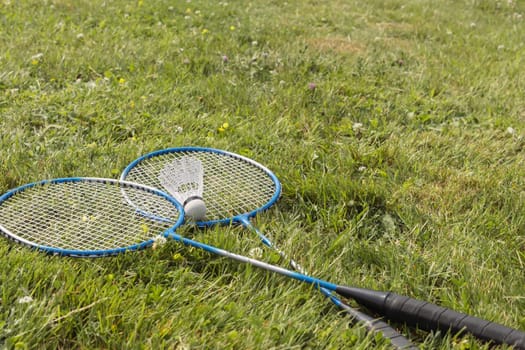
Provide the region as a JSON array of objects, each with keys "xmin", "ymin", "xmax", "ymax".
[
  {"xmin": 336, "ymin": 286, "xmax": 525, "ymax": 349},
  {"xmin": 384, "ymin": 293, "xmax": 525, "ymax": 349}
]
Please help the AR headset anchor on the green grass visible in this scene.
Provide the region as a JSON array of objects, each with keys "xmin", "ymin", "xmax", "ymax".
[{"xmin": 1, "ymin": 0, "xmax": 524, "ymax": 348}]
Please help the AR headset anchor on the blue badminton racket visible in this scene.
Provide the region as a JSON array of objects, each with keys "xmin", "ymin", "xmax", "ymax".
[
  {"xmin": 120, "ymin": 147, "xmax": 525, "ymax": 349},
  {"xmin": 2, "ymin": 175, "xmax": 524, "ymax": 349},
  {"xmin": 120, "ymin": 146, "xmax": 414, "ymax": 349},
  {"xmin": 0, "ymin": 177, "xmax": 184, "ymax": 257}
]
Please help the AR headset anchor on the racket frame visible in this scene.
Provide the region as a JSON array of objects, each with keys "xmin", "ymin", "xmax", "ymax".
[
  {"xmin": 121, "ymin": 147, "xmax": 417, "ymax": 349},
  {"xmin": 120, "ymin": 146, "xmax": 282, "ymax": 227}
]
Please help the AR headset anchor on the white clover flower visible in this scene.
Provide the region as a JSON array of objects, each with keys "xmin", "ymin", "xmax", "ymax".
[
  {"xmin": 152, "ymin": 235, "xmax": 167, "ymax": 250},
  {"xmin": 352, "ymin": 122, "xmax": 364, "ymax": 132},
  {"xmin": 18, "ymin": 296, "xmax": 33, "ymax": 304},
  {"xmin": 86, "ymin": 81, "xmax": 97, "ymax": 89},
  {"xmin": 249, "ymin": 247, "xmax": 263, "ymax": 258},
  {"xmin": 31, "ymin": 53, "xmax": 43, "ymax": 60}
]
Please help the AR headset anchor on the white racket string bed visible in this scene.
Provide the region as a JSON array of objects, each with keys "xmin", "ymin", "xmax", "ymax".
[
  {"xmin": 119, "ymin": 146, "xmax": 520, "ymax": 350},
  {"xmin": 0, "ymin": 178, "xmax": 184, "ymax": 257}
]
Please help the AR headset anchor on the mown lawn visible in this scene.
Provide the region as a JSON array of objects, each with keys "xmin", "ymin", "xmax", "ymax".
[{"xmin": 1, "ymin": 0, "xmax": 524, "ymax": 349}]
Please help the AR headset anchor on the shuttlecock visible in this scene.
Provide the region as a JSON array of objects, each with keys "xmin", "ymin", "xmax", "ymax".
[{"xmin": 159, "ymin": 156, "xmax": 206, "ymax": 221}]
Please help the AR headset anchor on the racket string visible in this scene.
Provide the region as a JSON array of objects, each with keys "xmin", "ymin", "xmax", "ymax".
[
  {"xmin": 0, "ymin": 180, "xmax": 181, "ymax": 252},
  {"xmin": 125, "ymin": 151, "xmax": 277, "ymax": 221}
]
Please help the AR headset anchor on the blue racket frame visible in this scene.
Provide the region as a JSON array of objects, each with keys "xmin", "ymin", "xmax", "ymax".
[{"xmin": 121, "ymin": 146, "xmax": 282, "ymax": 227}]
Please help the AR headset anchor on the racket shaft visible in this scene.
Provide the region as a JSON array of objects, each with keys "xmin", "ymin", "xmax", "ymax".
[
  {"xmin": 335, "ymin": 287, "xmax": 525, "ymax": 349},
  {"xmin": 238, "ymin": 217, "xmax": 417, "ymax": 349},
  {"xmin": 170, "ymin": 232, "xmax": 524, "ymax": 348}
]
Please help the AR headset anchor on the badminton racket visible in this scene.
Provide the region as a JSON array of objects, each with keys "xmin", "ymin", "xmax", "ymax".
[
  {"xmin": 120, "ymin": 147, "xmax": 525, "ymax": 349},
  {"xmin": 0, "ymin": 177, "xmax": 184, "ymax": 256},
  {"xmin": 2, "ymin": 176, "xmax": 524, "ymax": 348},
  {"xmin": 118, "ymin": 147, "xmax": 408, "ymax": 348},
  {"xmin": 163, "ymin": 228, "xmax": 525, "ymax": 349}
]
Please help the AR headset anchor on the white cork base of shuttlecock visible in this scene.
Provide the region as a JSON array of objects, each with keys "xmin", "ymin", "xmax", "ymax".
[{"xmin": 184, "ymin": 198, "xmax": 206, "ymax": 222}]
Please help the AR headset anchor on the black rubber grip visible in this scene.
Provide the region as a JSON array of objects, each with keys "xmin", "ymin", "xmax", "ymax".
[
  {"xmin": 361, "ymin": 315, "xmax": 419, "ymax": 350},
  {"xmin": 383, "ymin": 293, "xmax": 525, "ymax": 349},
  {"xmin": 335, "ymin": 286, "xmax": 525, "ymax": 349}
]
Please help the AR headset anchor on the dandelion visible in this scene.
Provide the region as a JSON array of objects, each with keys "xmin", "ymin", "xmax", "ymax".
[
  {"xmin": 201, "ymin": 28, "xmax": 209, "ymax": 35},
  {"xmin": 30, "ymin": 52, "xmax": 43, "ymax": 65},
  {"xmin": 507, "ymin": 126, "xmax": 516, "ymax": 135},
  {"xmin": 118, "ymin": 78, "xmax": 126, "ymax": 84},
  {"xmin": 175, "ymin": 126, "xmax": 183, "ymax": 133},
  {"xmin": 218, "ymin": 122, "xmax": 229, "ymax": 132},
  {"xmin": 229, "ymin": 25, "xmax": 236, "ymax": 31}
]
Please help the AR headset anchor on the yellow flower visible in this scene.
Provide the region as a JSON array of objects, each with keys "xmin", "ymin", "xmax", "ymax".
[
  {"xmin": 31, "ymin": 59, "xmax": 39, "ymax": 66},
  {"xmin": 118, "ymin": 78, "xmax": 126, "ymax": 84},
  {"xmin": 218, "ymin": 122, "xmax": 229, "ymax": 133},
  {"xmin": 201, "ymin": 28, "xmax": 209, "ymax": 35},
  {"xmin": 229, "ymin": 25, "xmax": 236, "ymax": 31}
]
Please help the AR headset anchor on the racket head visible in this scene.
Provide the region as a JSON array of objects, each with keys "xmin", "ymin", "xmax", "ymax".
[
  {"xmin": 120, "ymin": 147, "xmax": 281, "ymax": 227},
  {"xmin": 0, "ymin": 177, "xmax": 184, "ymax": 257}
]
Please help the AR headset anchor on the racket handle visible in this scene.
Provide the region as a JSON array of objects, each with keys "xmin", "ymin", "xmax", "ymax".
[
  {"xmin": 335, "ymin": 286, "xmax": 525, "ymax": 349},
  {"xmin": 348, "ymin": 309, "xmax": 419, "ymax": 350}
]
